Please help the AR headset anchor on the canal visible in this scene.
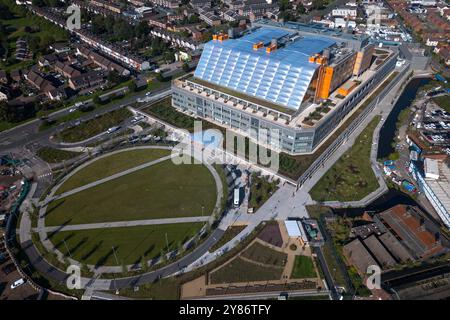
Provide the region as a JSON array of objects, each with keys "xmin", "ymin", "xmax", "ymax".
[
  {"xmin": 377, "ymin": 77, "xmax": 431, "ymax": 159},
  {"xmin": 335, "ymin": 76, "xmax": 433, "ymax": 217},
  {"xmin": 332, "ymin": 188, "xmax": 420, "ymax": 217}
]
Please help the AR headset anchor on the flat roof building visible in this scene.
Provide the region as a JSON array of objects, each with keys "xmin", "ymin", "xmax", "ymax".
[
  {"xmin": 343, "ymin": 238, "xmax": 379, "ymax": 276},
  {"xmin": 424, "ymin": 158, "xmax": 440, "ymax": 180},
  {"xmin": 172, "ymin": 22, "xmax": 397, "ymax": 155},
  {"xmin": 363, "ymin": 234, "xmax": 397, "ymax": 268},
  {"xmin": 376, "ymin": 205, "xmax": 445, "ymax": 259},
  {"xmin": 410, "ymin": 158, "xmax": 450, "ymax": 229}
]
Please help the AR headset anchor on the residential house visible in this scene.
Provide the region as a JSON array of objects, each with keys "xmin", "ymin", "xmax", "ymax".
[
  {"xmin": 69, "ymin": 71, "xmax": 105, "ymax": 91},
  {"xmin": 54, "ymin": 61, "xmax": 82, "ymax": 79},
  {"xmin": 0, "ymin": 70, "xmax": 8, "ymax": 85},
  {"xmin": 24, "ymin": 70, "xmax": 55, "ymax": 93},
  {"xmin": 38, "ymin": 54, "xmax": 59, "ymax": 67},
  {"xmin": 50, "ymin": 43, "xmax": 71, "ymax": 54}
]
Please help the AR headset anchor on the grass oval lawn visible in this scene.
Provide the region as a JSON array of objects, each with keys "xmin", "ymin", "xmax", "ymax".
[
  {"xmin": 45, "ymin": 158, "xmax": 218, "ymax": 226},
  {"xmin": 48, "ymin": 223, "xmax": 203, "ymax": 266},
  {"xmin": 55, "ymin": 148, "xmax": 172, "ymax": 195}
]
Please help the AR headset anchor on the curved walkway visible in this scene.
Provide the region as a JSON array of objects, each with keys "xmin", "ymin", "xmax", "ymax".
[{"xmin": 35, "ymin": 145, "xmax": 224, "ymax": 274}]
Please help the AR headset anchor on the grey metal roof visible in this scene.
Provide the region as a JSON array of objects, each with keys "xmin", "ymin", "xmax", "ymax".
[{"xmin": 194, "ymin": 27, "xmax": 336, "ymax": 110}]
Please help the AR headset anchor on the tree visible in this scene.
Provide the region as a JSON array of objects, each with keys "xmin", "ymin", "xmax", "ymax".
[
  {"xmin": 164, "ymin": 51, "xmax": 174, "ymax": 64},
  {"xmin": 107, "ymin": 70, "xmax": 120, "ymax": 84},
  {"xmin": 135, "ymin": 21, "xmax": 150, "ymax": 38},
  {"xmin": 26, "ymin": 34, "xmax": 40, "ymax": 53},
  {"xmin": 297, "ymin": 4, "xmax": 306, "ymax": 14},
  {"xmin": 312, "ymin": 0, "xmax": 325, "ymax": 10},
  {"xmin": 128, "ymin": 81, "xmax": 137, "ymax": 92},
  {"xmin": 279, "ymin": 0, "xmax": 291, "ymax": 11},
  {"xmin": 156, "ymin": 72, "xmax": 165, "ymax": 82},
  {"xmin": 93, "ymin": 95, "xmax": 101, "ymax": 105},
  {"xmin": 182, "ymin": 62, "xmax": 190, "ymax": 72},
  {"xmin": 40, "ymin": 34, "xmax": 55, "ymax": 52},
  {"xmin": 159, "ymin": 249, "xmax": 166, "ymax": 262},
  {"xmin": 140, "ymin": 256, "xmax": 148, "ymax": 272},
  {"xmin": 121, "ymin": 260, "xmax": 127, "ymax": 275},
  {"xmin": 32, "ymin": 0, "xmax": 46, "ymax": 7},
  {"xmin": 177, "ymin": 241, "xmax": 184, "ymax": 254},
  {"xmin": 0, "ymin": 102, "xmax": 8, "ymax": 122}
]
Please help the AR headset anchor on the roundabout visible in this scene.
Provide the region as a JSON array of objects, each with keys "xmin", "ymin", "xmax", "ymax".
[{"xmin": 36, "ymin": 146, "xmax": 223, "ymax": 270}]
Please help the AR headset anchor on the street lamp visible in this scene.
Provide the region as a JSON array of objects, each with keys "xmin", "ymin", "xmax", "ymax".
[
  {"xmin": 63, "ymin": 239, "xmax": 72, "ymax": 259},
  {"xmin": 165, "ymin": 233, "xmax": 169, "ymax": 253},
  {"xmin": 111, "ymin": 246, "xmax": 120, "ymax": 294}
]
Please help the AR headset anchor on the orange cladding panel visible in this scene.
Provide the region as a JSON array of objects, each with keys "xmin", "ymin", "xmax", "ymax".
[{"xmin": 318, "ymin": 67, "xmax": 334, "ymax": 99}]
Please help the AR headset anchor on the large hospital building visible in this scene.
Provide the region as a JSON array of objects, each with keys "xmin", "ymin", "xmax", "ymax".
[{"xmin": 172, "ymin": 20, "xmax": 397, "ymax": 155}]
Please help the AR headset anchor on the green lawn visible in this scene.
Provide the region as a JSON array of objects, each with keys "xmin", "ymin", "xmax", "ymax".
[
  {"xmin": 291, "ymin": 255, "xmax": 317, "ymax": 279},
  {"xmin": 48, "ymin": 223, "xmax": 202, "ymax": 266},
  {"xmin": 309, "ymin": 116, "xmax": 381, "ymax": 202},
  {"xmin": 55, "ymin": 149, "xmax": 171, "ymax": 194},
  {"xmin": 240, "ymin": 241, "xmax": 287, "ymax": 267},
  {"xmin": 276, "ymin": 71, "xmax": 398, "ymax": 180},
  {"xmin": 0, "ymin": 0, "xmax": 69, "ymax": 72},
  {"xmin": 55, "ymin": 108, "xmax": 132, "ymax": 143},
  {"xmin": 142, "ymin": 97, "xmax": 196, "ymax": 131},
  {"xmin": 209, "ymin": 257, "xmax": 284, "ymax": 284},
  {"xmin": 433, "ymin": 96, "xmax": 450, "ymax": 113},
  {"xmin": 37, "ymin": 147, "xmax": 82, "ymax": 164},
  {"xmin": 45, "ymin": 159, "xmax": 217, "ymax": 226}
]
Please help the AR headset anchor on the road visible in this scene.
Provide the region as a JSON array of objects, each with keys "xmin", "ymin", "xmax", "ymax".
[
  {"xmin": 0, "ymin": 83, "xmax": 171, "ymax": 153},
  {"xmin": 194, "ymin": 290, "xmax": 331, "ymax": 300},
  {"xmin": 20, "ymin": 225, "xmax": 225, "ymax": 291},
  {"xmin": 312, "ymin": 247, "xmax": 340, "ymax": 300}
]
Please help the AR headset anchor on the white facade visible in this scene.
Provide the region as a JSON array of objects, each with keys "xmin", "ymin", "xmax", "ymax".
[
  {"xmin": 284, "ymin": 220, "xmax": 308, "ymax": 243},
  {"xmin": 332, "ymin": 7, "xmax": 357, "ymax": 17},
  {"xmin": 409, "ymin": 0, "xmax": 437, "ymax": 6},
  {"xmin": 334, "ymin": 18, "xmax": 356, "ymax": 28},
  {"xmin": 410, "ymin": 160, "xmax": 450, "ymax": 229},
  {"xmin": 426, "ymin": 38, "xmax": 439, "ymax": 47},
  {"xmin": 424, "ymin": 158, "xmax": 440, "ymax": 180},
  {"xmin": 0, "ymin": 91, "xmax": 8, "ymax": 101}
]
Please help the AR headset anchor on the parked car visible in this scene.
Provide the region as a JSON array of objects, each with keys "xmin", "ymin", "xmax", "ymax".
[
  {"xmin": 2, "ymin": 263, "xmax": 15, "ymax": 275},
  {"xmin": 10, "ymin": 278, "xmax": 25, "ymax": 289},
  {"xmin": 107, "ymin": 126, "xmax": 121, "ymax": 134}
]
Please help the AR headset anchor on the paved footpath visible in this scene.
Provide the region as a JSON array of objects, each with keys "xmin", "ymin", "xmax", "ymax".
[{"xmin": 35, "ymin": 216, "xmax": 210, "ymax": 233}]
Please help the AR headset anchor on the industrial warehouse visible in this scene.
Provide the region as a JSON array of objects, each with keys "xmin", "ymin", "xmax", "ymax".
[{"xmin": 171, "ymin": 21, "xmax": 397, "ymax": 155}]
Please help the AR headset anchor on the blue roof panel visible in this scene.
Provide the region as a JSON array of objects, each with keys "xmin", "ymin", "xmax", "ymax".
[{"xmin": 194, "ymin": 27, "xmax": 336, "ymax": 110}]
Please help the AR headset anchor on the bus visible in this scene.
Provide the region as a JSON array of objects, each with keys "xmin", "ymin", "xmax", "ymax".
[{"xmin": 234, "ymin": 188, "xmax": 240, "ymax": 207}]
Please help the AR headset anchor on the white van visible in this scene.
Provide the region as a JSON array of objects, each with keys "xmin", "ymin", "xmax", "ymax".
[
  {"xmin": 11, "ymin": 278, "xmax": 25, "ymax": 289},
  {"xmin": 233, "ymin": 188, "xmax": 240, "ymax": 207}
]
